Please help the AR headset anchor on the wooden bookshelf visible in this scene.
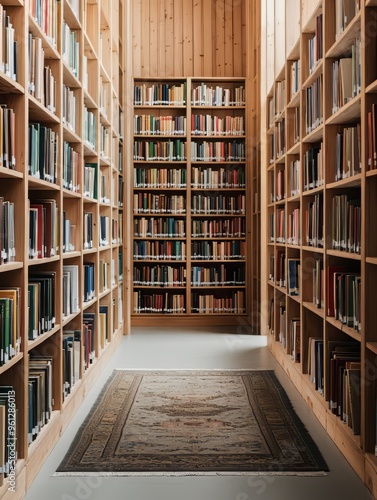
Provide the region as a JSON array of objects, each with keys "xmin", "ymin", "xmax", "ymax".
[
  {"xmin": 264, "ymin": 0, "xmax": 377, "ymax": 496},
  {"xmin": 131, "ymin": 77, "xmax": 251, "ymax": 326},
  {"xmin": 0, "ymin": 0, "xmax": 126, "ymax": 498}
]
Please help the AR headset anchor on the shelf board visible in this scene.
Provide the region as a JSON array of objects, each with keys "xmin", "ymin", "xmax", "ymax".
[
  {"xmin": 0, "ymin": 262, "xmax": 23, "ymax": 273},
  {"xmin": 303, "ymin": 301, "xmax": 325, "ymax": 318},
  {"xmin": 326, "ymin": 316, "xmax": 361, "ymax": 341},
  {"xmin": 62, "ymin": 251, "xmax": 81, "ymax": 259},
  {"xmin": 191, "ymin": 236, "xmax": 245, "ymax": 241},
  {"xmin": 83, "ymin": 296, "xmax": 98, "ymax": 310},
  {"xmin": 191, "ymin": 187, "xmax": 245, "ymax": 192},
  {"xmin": 366, "ymin": 168, "xmax": 377, "ymax": 178},
  {"xmin": 62, "ymin": 187, "xmax": 81, "ymax": 198},
  {"xmin": 134, "ymin": 285, "xmax": 187, "ymax": 290},
  {"xmin": 62, "ymin": 310, "xmax": 81, "ymax": 326},
  {"xmin": 286, "ymin": 193, "xmax": 301, "ymax": 203},
  {"xmin": 83, "ymin": 141, "xmax": 97, "ymax": 156},
  {"xmin": 287, "ymin": 91, "xmax": 300, "ymax": 109},
  {"xmin": 302, "ymin": 60, "xmax": 323, "ymax": 90},
  {"xmin": 0, "ymin": 166, "xmax": 23, "ymax": 179},
  {"xmin": 367, "ymin": 342, "xmax": 377, "ymax": 355},
  {"xmin": 275, "ymin": 283, "xmax": 287, "ymax": 294},
  {"xmin": 302, "ymin": 123, "xmax": 324, "ymax": 143},
  {"xmin": 28, "ymin": 324, "xmax": 61, "ymax": 351},
  {"xmin": 134, "ymin": 104, "xmax": 186, "ymax": 110},
  {"xmin": 84, "ymin": 89, "xmax": 98, "ymax": 109},
  {"xmin": 326, "ymin": 94, "xmax": 361, "ymax": 125},
  {"xmin": 287, "ymin": 293, "xmax": 300, "ymax": 303},
  {"xmin": 366, "ymin": 0, "xmax": 377, "ymax": 5},
  {"xmin": 62, "ymin": 123, "xmax": 81, "ymax": 143},
  {"xmin": 326, "ymin": 174, "xmax": 362, "ymax": 189},
  {"xmin": 286, "ymin": 243, "xmax": 301, "ymax": 250},
  {"xmin": 0, "ymin": 71, "xmax": 24, "ymax": 94},
  {"xmin": 326, "ymin": 11, "xmax": 361, "ymax": 59},
  {"xmin": 190, "ymin": 213, "xmax": 245, "ymax": 217},
  {"xmin": 302, "ymin": 184, "xmax": 324, "ymax": 195},
  {"xmin": 0, "ymin": 352, "xmax": 23, "ymax": 376},
  {"xmin": 83, "ymin": 247, "xmax": 98, "ymax": 255},
  {"xmin": 99, "ymin": 288, "xmax": 111, "ymax": 299},
  {"xmin": 366, "ymin": 79, "xmax": 377, "ymax": 93},
  {"xmin": 28, "ymin": 176, "xmax": 60, "ymax": 190},
  {"xmin": 366, "ymin": 257, "xmax": 377, "ymax": 265},
  {"xmin": 83, "ymin": 195, "xmax": 98, "ymax": 204},
  {"xmin": 276, "ymin": 153, "xmax": 286, "ymax": 165},
  {"xmin": 326, "ymin": 249, "xmax": 361, "ymax": 260},
  {"xmin": 301, "ymin": 245, "xmax": 324, "ymax": 253},
  {"xmin": 28, "ymin": 255, "xmax": 60, "ymax": 266},
  {"xmin": 62, "ymin": 62, "xmax": 81, "ymax": 89},
  {"xmin": 286, "ymin": 142, "xmax": 300, "ymax": 155},
  {"xmin": 84, "ymin": 32, "xmax": 98, "ymax": 60},
  {"xmin": 27, "ymin": 410, "xmax": 61, "ymax": 456},
  {"xmin": 28, "ymin": 94, "xmax": 59, "ymax": 123},
  {"xmin": 99, "ymin": 245, "xmax": 111, "ymax": 252}
]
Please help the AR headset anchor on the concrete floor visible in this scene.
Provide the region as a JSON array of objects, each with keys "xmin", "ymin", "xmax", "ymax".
[{"xmin": 25, "ymin": 328, "xmax": 373, "ymax": 500}]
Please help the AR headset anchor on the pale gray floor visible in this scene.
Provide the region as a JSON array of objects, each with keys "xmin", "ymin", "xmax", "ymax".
[{"xmin": 25, "ymin": 328, "xmax": 373, "ymax": 500}]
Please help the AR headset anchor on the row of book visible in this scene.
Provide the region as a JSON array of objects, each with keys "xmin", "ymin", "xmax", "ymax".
[
  {"xmin": 0, "ymin": 198, "xmax": 15, "ymax": 264},
  {"xmin": 336, "ymin": 125, "xmax": 361, "ymax": 181},
  {"xmin": 29, "ymin": 0, "xmax": 58, "ymax": 47},
  {"xmin": 62, "ymin": 265, "xmax": 79, "ymax": 317},
  {"xmin": 191, "ymin": 265, "xmax": 245, "ymax": 286},
  {"xmin": 0, "ymin": 385, "xmax": 16, "ymax": 485},
  {"xmin": 53, "ymin": 231, "xmax": 68, "ymax": 274},
  {"xmin": 276, "ymin": 207, "xmax": 285, "ymax": 243},
  {"xmin": 367, "ymin": 103, "xmax": 377, "ymax": 170},
  {"xmin": 134, "ymin": 115, "xmax": 186, "ymax": 135},
  {"xmin": 134, "ymin": 82, "xmax": 187, "ymax": 106},
  {"xmin": 28, "ymin": 355, "xmax": 53, "ymax": 444},
  {"xmin": 335, "ymin": 0, "xmax": 359, "ymax": 39},
  {"xmin": 191, "ymin": 291, "xmax": 245, "ymax": 313},
  {"xmin": 274, "ymin": 80, "xmax": 285, "ymax": 116},
  {"xmin": 134, "ymin": 265, "xmax": 186, "ymax": 287},
  {"xmin": 331, "ymin": 194, "xmax": 361, "ymax": 254},
  {"xmin": 191, "ymin": 194, "xmax": 246, "ymax": 214},
  {"xmin": 191, "ymin": 84, "xmax": 245, "ymax": 107},
  {"xmin": 62, "ymin": 141, "xmax": 79, "ymax": 192},
  {"xmin": 29, "ymin": 123, "xmax": 58, "ymax": 183},
  {"xmin": 190, "ymin": 141, "xmax": 245, "ymax": 162},
  {"xmin": 29, "ymin": 199, "xmax": 59, "ymax": 259},
  {"xmin": 0, "ymin": 104, "xmax": 15, "ymax": 170},
  {"xmin": 0, "ymin": 287, "xmax": 20, "ymax": 365},
  {"xmin": 134, "ymin": 241, "xmax": 186, "ymax": 261},
  {"xmin": 304, "ymin": 144, "xmax": 323, "ymax": 191},
  {"xmin": 28, "ymin": 34, "xmax": 56, "ymax": 113},
  {"xmin": 332, "ymin": 45, "xmax": 361, "ymax": 114},
  {"xmin": 274, "ymin": 119, "xmax": 285, "ymax": 158},
  {"xmin": 305, "ymin": 194, "xmax": 324, "ymax": 247},
  {"xmin": 305, "ymin": 75, "xmax": 323, "ymax": 134},
  {"xmin": 83, "ymin": 107, "xmax": 96, "ymax": 149},
  {"xmin": 291, "ymin": 106, "xmax": 300, "ymax": 145},
  {"xmin": 287, "ymin": 207, "xmax": 300, "ymax": 246},
  {"xmin": 192, "ymin": 217, "xmax": 245, "ymax": 238},
  {"xmin": 28, "ymin": 272, "xmax": 55, "ymax": 340},
  {"xmin": 134, "ymin": 217, "xmax": 186, "ymax": 238},
  {"xmin": 275, "ymin": 168, "xmax": 284, "ymax": 201},
  {"xmin": 134, "ymin": 168, "xmax": 187, "ymax": 188},
  {"xmin": 133, "ymin": 291, "xmax": 186, "ymax": 313},
  {"xmin": 62, "ymin": 84, "xmax": 76, "ymax": 131},
  {"xmin": 290, "ymin": 159, "xmax": 300, "ymax": 196},
  {"xmin": 191, "ymin": 241, "xmax": 245, "ymax": 260},
  {"xmin": 191, "ymin": 114, "xmax": 244, "ymax": 136},
  {"xmin": 327, "ymin": 266, "xmax": 361, "ymax": 330},
  {"xmin": 308, "ymin": 338, "xmax": 361, "ymax": 434},
  {"xmin": 308, "ymin": 14, "xmax": 323, "ymax": 74},
  {"xmin": 100, "ymin": 125, "xmax": 110, "ymax": 160},
  {"xmin": 290, "ymin": 60, "xmax": 300, "ymax": 101},
  {"xmin": 0, "ymin": 6, "xmax": 17, "ymax": 81},
  {"xmin": 133, "ymin": 193, "xmax": 186, "ymax": 214},
  {"xmin": 133, "ymin": 140, "xmax": 186, "ymax": 161},
  {"xmin": 191, "ymin": 166, "xmax": 245, "ymax": 188},
  {"xmin": 62, "ymin": 22, "xmax": 79, "ymax": 78}
]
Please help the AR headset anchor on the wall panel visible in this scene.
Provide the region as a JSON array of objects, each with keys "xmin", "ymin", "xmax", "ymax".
[{"xmin": 130, "ymin": 0, "xmax": 247, "ymax": 77}]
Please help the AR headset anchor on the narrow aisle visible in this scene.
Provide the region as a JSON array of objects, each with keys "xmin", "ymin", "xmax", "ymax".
[{"xmin": 25, "ymin": 328, "xmax": 372, "ymax": 500}]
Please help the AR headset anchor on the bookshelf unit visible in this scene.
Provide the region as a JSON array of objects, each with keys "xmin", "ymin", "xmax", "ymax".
[
  {"xmin": 132, "ymin": 77, "xmax": 250, "ymax": 326},
  {"xmin": 264, "ymin": 0, "xmax": 377, "ymax": 495},
  {"xmin": 0, "ymin": 0, "xmax": 125, "ymax": 498}
]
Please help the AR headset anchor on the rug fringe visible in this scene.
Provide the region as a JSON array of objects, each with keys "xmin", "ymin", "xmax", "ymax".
[{"xmin": 53, "ymin": 471, "xmax": 329, "ymax": 477}]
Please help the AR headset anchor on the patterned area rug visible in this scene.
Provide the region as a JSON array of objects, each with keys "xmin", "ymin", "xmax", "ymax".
[{"xmin": 56, "ymin": 370, "xmax": 328, "ymax": 475}]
